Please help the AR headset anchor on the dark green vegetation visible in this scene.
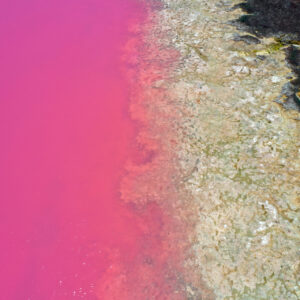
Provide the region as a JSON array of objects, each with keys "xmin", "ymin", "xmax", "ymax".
[{"xmin": 234, "ymin": 0, "xmax": 300, "ymax": 110}]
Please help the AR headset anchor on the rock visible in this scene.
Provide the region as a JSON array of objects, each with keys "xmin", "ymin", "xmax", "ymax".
[
  {"xmin": 233, "ymin": 34, "xmax": 261, "ymax": 44},
  {"xmin": 233, "ymin": 0, "xmax": 300, "ymax": 111}
]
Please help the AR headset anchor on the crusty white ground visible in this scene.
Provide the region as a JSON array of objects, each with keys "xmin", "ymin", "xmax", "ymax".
[{"xmin": 151, "ymin": 0, "xmax": 300, "ymax": 299}]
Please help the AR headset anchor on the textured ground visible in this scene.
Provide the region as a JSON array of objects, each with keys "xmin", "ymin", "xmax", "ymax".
[{"xmin": 140, "ymin": 0, "xmax": 300, "ymax": 299}]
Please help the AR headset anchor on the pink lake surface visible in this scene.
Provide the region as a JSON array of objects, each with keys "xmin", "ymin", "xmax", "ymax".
[{"xmin": 0, "ymin": 0, "xmax": 163, "ymax": 299}]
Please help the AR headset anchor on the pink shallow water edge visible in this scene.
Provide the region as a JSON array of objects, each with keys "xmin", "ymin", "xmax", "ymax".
[{"xmin": 0, "ymin": 1, "xmax": 180, "ymax": 299}]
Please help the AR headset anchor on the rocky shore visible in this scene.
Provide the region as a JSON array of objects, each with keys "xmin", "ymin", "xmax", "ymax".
[{"xmin": 144, "ymin": 0, "xmax": 300, "ymax": 298}]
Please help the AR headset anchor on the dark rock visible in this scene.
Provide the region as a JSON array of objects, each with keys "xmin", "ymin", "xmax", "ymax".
[
  {"xmin": 233, "ymin": 0, "xmax": 300, "ymax": 111},
  {"xmin": 275, "ymin": 81, "xmax": 300, "ymax": 110},
  {"xmin": 233, "ymin": 34, "xmax": 261, "ymax": 44},
  {"xmin": 236, "ymin": 0, "xmax": 300, "ymax": 41}
]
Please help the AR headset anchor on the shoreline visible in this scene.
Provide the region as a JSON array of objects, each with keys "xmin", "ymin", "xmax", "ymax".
[{"xmin": 146, "ymin": 0, "xmax": 300, "ymax": 298}]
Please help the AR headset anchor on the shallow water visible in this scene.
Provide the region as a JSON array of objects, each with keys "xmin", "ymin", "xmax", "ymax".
[{"xmin": 0, "ymin": 1, "xmax": 171, "ymax": 299}]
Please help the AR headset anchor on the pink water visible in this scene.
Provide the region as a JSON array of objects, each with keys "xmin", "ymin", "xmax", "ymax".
[{"xmin": 0, "ymin": 1, "xmax": 170, "ymax": 299}]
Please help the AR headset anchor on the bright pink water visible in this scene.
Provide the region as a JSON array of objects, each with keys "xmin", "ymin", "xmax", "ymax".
[{"xmin": 0, "ymin": 1, "xmax": 154, "ymax": 299}]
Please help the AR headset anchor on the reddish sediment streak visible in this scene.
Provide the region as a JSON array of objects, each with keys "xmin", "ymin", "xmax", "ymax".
[{"xmin": 0, "ymin": 0, "xmax": 184, "ymax": 299}]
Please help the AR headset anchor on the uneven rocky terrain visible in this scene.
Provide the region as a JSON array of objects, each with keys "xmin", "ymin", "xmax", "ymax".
[{"xmin": 143, "ymin": 0, "xmax": 300, "ymax": 298}]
